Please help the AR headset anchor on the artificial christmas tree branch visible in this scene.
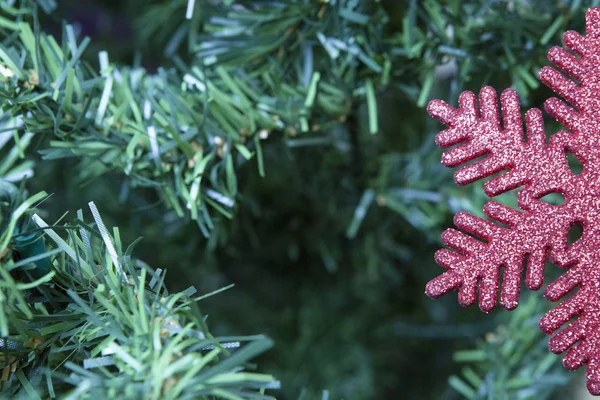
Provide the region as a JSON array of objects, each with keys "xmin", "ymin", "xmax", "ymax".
[
  {"xmin": 0, "ymin": 0, "xmax": 390, "ymax": 238},
  {"xmin": 448, "ymin": 294, "xmax": 571, "ymax": 399},
  {"xmin": 0, "ymin": 183, "xmax": 277, "ymax": 399}
]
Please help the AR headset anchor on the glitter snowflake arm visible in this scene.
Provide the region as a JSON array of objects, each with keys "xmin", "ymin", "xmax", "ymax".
[
  {"xmin": 429, "ymin": 87, "xmax": 545, "ymax": 195},
  {"xmin": 425, "ymin": 85, "xmax": 578, "ymax": 313},
  {"xmin": 533, "ymin": 7, "xmax": 600, "ymax": 395},
  {"xmin": 428, "ymin": 87, "xmax": 576, "ymax": 201}
]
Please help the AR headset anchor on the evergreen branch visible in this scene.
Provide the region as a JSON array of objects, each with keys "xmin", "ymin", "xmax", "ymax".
[
  {"xmin": 0, "ymin": 194, "xmax": 277, "ymax": 399},
  {"xmin": 0, "ymin": 0, "xmax": 390, "ymax": 237},
  {"xmin": 447, "ymin": 294, "xmax": 571, "ymax": 399}
]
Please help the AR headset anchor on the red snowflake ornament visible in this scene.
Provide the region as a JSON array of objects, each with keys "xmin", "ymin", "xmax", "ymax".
[{"xmin": 425, "ymin": 7, "xmax": 600, "ymax": 395}]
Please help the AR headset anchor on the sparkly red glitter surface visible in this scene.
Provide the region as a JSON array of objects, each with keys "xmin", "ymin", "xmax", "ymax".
[{"xmin": 425, "ymin": 7, "xmax": 600, "ymax": 395}]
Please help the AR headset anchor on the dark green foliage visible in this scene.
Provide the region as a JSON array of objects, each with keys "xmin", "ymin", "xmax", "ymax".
[
  {"xmin": 0, "ymin": 182, "xmax": 277, "ymax": 399},
  {"xmin": 449, "ymin": 294, "xmax": 571, "ymax": 399}
]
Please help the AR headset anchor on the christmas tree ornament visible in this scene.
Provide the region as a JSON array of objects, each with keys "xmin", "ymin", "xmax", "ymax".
[{"xmin": 425, "ymin": 7, "xmax": 600, "ymax": 395}]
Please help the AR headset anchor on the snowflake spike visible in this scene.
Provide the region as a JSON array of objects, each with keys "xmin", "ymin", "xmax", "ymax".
[
  {"xmin": 563, "ymin": 30, "xmax": 586, "ymax": 57},
  {"xmin": 454, "ymin": 211, "xmax": 503, "ymax": 240},
  {"xmin": 499, "ymin": 88, "xmax": 524, "ymax": 136},
  {"xmin": 454, "ymin": 155, "xmax": 503, "ymax": 185},
  {"xmin": 539, "ymin": 292, "xmax": 585, "ymax": 334},
  {"xmin": 524, "ymin": 247, "xmax": 545, "ymax": 291},
  {"xmin": 441, "ymin": 141, "xmax": 485, "ymax": 169},
  {"xmin": 549, "ymin": 318, "xmax": 585, "ymax": 354},
  {"xmin": 500, "ymin": 258, "xmax": 522, "ymax": 310},
  {"xmin": 544, "ymin": 97, "xmax": 580, "ymax": 132},
  {"xmin": 564, "ymin": 343, "xmax": 588, "ymax": 371},
  {"xmin": 458, "ymin": 276, "xmax": 477, "ymax": 308},
  {"xmin": 543, "ymin": 265, "xmax": 581, "ymax": 301},
  {"xmin": 539, "ymin": 66, "xmax": 582, "ymax": 108},
  {"xmin": 428, "ymin": 102, "xmax": 471, "ymax": 149},
  {"xmin": 424, "ymin": 269, "xmax": 461, "ymax": 299},
  {"xmin": 547, "ymin": 46, "xmax": 585, "ymax": 81},
  {"xmin": 524, "ymin": 108, "xmax": 546, "ymax": 149},
  {"xmin": 479, "ymin": 86, "xmax": 500, "ymax": 123},
  {"xmin": 458, "ymin": 90, "xmax": 478, "ymax": 120},
  {"xmin": 483, "ymin": 171, "xmax": 524, "ymax": 198},
  {"xmin": 426, "ymin": 99, "xmax": 459, "ymax": 129},
  {"xmin": 479, "ymin": 265, "xmax": 500, "ymax": 313},
  {"xmin": 482, "ymin": 201, "xmax": 522, "ymax": 227},
  {"xmin": 440, "ymin": 228, "xmax": 485, "ymax": 255},
  {"xmin": 433, "ymin": 248, "xmax": 463, "ymax": 269},
  {"xmin": 586, "ymin": 7, "xmax": 600, "ymax": 38}
]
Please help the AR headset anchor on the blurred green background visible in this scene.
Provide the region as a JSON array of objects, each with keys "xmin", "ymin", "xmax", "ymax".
[{"xmin": 21, "ymin": 0, "xmax": 600, "ymax": 398}]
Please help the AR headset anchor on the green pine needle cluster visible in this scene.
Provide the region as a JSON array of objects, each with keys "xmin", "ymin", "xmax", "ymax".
[
  {"xmin": 0, "ymin": 0, "xmax": 389, "ymax": 237},
  {"xmin": 449, "ymin": 294, "xmax": 570, "ymax": 399},
  {"xmin": 0, "ymin": 192, "xmax": 277, "ymax": 399}
]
